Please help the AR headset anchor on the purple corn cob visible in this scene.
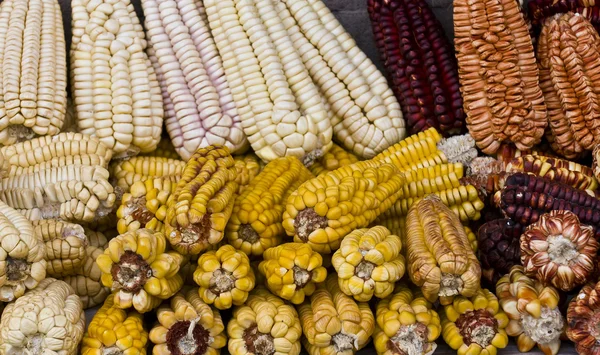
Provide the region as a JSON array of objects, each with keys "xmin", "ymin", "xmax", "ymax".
[
  {"xmin": 477, "ymin": 218, "xmax": 523, "ymax": 285},
  {"xmin": 367, "ymin": 0, "xmax": 464, "ymax": 136}
]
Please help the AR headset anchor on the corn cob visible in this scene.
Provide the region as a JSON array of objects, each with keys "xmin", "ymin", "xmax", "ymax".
[
  {"xmin": 61, "ymin": 98, "xmax": 77, "ymax": 133},
  {"xmin": 367, "ymin": 0, "xmax": 465, "ymax": 136},
  {"xmin": 85, "ymin": 227, "xmax": 111, "ymax": 249},
  {"xmin": 406, "ymin": 195, "xmax": 481, "ymax": 305},
  {"xmin": 0, "ymin": 278, "xmax": 84, "ymax": 354},
  {"xmin": 506, "ymin": 154, "xmax": 598, "ymax": 190},
  {"xmin": 33, "ymin": 219, "xmax": 87, "ymax": 277},
  {"xmin": 440, "ymin": 288, "xmax": 509, "ymax": 355},
  {"xmin": 538, "ymin": 13, "xmax": 600, "ymax": 158},
  {"xmin": 309, "ymin": 144, "xmax": 360, "ymax": 177},
  {"xmin": 81, "ymin": 296, "xmax": 148, "ymax": 355},
  {"xmin": 298, "ymin": 274, "xmax": 375, "ymax": 355},
  {"xmin": 165, "ymin": 146, "xmax": 238, "ymax": 255},
  {"xmin": 496, "ymin": 265, "xmax": 564, "ymax": 355},
  {"xmin": 141, "ymin": 0, "xmax": 248, "ymax": 161},
  {"xmin": 70, "ymin": 0, "xmax": 163, "ymax": 158},
  {"xmin": 110, "ymin": 155, "xmax": 185, "ymax": 192},
  {"xmin": 331, "ymin": 226, "xmax": 405, "ymax": 302},
  {"xmin": 193, "ymin": 244, "xmax": 255, "ymax": 310},
  {"xmin": 228, "ymin": 288, "xmax": 302, "ymax": 355},
  {"xmin": 259, "ymin": 243, "xmax": 327, "ymax": 305},
  {"xmin": 0, "ymin": 201, "xmax": 46, "ymax": 301},
  {"xmin": 495, "ymin": 142, "xmax": 556, "ymax": 169},
  {"xmin": 283, "ymin": 160, "xmax": 405, "ymax": 253},
  {"xmin": 454, "ymin": 0, "xmax": 547, "ymax": 154},
  {"xmin": 140, "ymin": 137, "xmax": 179, "ymax": 160},
  {"xmin": 528, "ymin": 0, "xmax": 599, "ymax": 25},
  {"xmin": 96, "ymin": 229, "xmax": 185, "ymax": 313},
  {"xmin": 227, "ymin": 157, "xmax": 313, "ymax": 257},
  {"xmin": 117, "ymin": 176, "xmax": 176, "ymax": 234},
  {"xmin": 61, "ymin": 245, "xmax": 110, "ymax": 309},
  {"xmin": 234, "ymin": 153, "xmax": 262, "ymax": 194},
  {"xmin": 0, "ymin": 0, "xmax": 67, "ymax": 146},
  {"xmin": 149, "ymin": 287, "xmax": 227, "ymax": 355},
  {"xmin": 477, "ymin": 218, "xmax": 523, "ymax": 285},
  {"xmin": 373, "ymin": 284, "xmax": 440, "ymax": 355},
  {"xmin": 566, "ymin": 280, "xmax": 600, "ymax": 355}
]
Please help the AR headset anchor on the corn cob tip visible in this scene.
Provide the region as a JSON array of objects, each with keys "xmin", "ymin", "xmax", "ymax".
[
  {"xmin": 388, "ymin": 323, "xmax": 435, "ymax": 355},
  {"xmin": 455, "ymin": 309, "xmax": 499, "ymax": 348},
  {"xmin": 112, "ymin": 251, "xmax": 152, "ymax": 294},
  {"xmin": 294, "ymin": 208, "xmax": 328, "ymax": 242},
  {"xmin": 520, "ymin": 307, "xmax": 564, "ymax": 347},
  {"xmin": 436, "ymin": 133, "xmax": 478, "ymax": 166},
  {"xmin": 242, "ymin": 325, "xmax": 276, "ymax": 355},
  {"xmin": 165, "ymin": 319, "xmax": 211, "ymax": 355}
]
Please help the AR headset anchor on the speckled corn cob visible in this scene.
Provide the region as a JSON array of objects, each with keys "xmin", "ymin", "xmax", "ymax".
[
  {"xmin": 507, "ymin": 155, "xmax": 598, "ymax": 191},
  {"xmin": 116, "ymin": 177, "xmax": 176, "ymax": 234},
  {"xmin": 258, "ymin": 243, "xmax": 327, "ymax": 305},
  {"xmin": 81, "ymin": 296, "xmax": 148, "ymax": 355},
  {"xmin": 193, "ymin": 244, "xmax": 255, "ymax": 310},
  {"xmin": 331, "ymin": 226, "xmax": 405, "ymax": 302},
  {"xmin": 233, "ymin": 153, "xmax": 262, "ymax": 194},
  {"xmin": 373, "ymin": 284, "xmax": 441, "ymax": 355},
  {"xmin": 298, "ymin": 274, "xmax": 375, "ymax": 355},
  {"xmin": 96, "ymin": 229, "xmax": 185, "ymax": 313},
  {"xmin": 283, "ymin": 160, "xmax": 405, "ymax": 254},
  {"xmin": 496, "ymin": 265, "xmax": 564, "ymax": 355},
  {"xmin": 165, "ymin": 146, "xmax": 238, "ymax": 255},
  {"xmin": 149, "ymin": 287, "xmax": 226, "ymax": 355},
  {"xmin": 33, "ymin": 219, "xmax": 87, "ymax": 277},
  {"xmin": 227, "ymin": 157, "xmax": 313, "ymax": 257},
  {"xmin": 566, "ymin": 280, "xmax": 600, "ymax": 355},
  {"xmin": 110, "ymin": 156, "xmax": 185, "ymax": 192},
  {"xmin": 441, "ymin": 288, "xmax": 509, "ymax": 355},
  {"xmin": 309, "ymin": 144, "xmax": 361, "ymax": 176},
  {"xmin": 228, "ymin": 288, "xmax": 302, "ymax": 355},
  {"xmin": 60, "ymin": 245, "xmax": 110, "ymax": 309}
]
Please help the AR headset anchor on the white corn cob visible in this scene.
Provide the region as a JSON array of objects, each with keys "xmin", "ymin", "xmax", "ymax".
[
  {"xmin": 0, "ymin": 0, "xmax": 67, "ymax": 146},
  {"xmin": 204, "ymin": 0, "xmax": 334, "ymax": 164},
  {"xmin": 71, "ymin": 0, "xmax": 163, "ymax": 158},
  {"xmin": 141, "ymin": 0, "xmax": 248, "ymax": 161}
]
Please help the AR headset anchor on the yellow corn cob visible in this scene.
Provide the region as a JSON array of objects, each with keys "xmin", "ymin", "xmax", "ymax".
[
  {"xmin": 61, "ymin": 245, "xmax": 110, "ymax": 309},
  {"xmin": 464, "ymin": 226, "xmax": 477, "ymax": 253},
  {"xmin": 373, "ymin": 284, "xmax": 441, "ymax": 355},
  {"xmin": 309, "ymin": 144, "xmax": 361, "ymax": 176},
  {"xmin": 165, "ymin": 146, "xmax": 238, "ymax": 255},
  {"xmin": 496, "ymin": 266, "xmax": 564, "ymax": 355},
  {"xmin": 81, "ymin": 296, "xmax": 148, "ymax": 355},
  {"xmin": 227, "ymin": 157, "xmax": 313, "ymax": 256},
  {"xmin": 84, "ymin": 227, "xmax": 111, "ymax": 249},
  {"xmin": 283, "ymin": 160, "xmax": 405, "ymax": 253},
  {"xmin": 140, "ymin": 137, "xmax": 180, "ymax": 160},
  {"xmin": 406, "ymin": 195, "xmax": 481, "ymax": 305},
  {"xmin": 299, "ymin": 274, "xmax": 375, "ymax": 355},
  {"xmin": 0, "ymin": 278, "xmax": 84, "ymax": 354},
  {"xmin": 0, "ymin": 0, "xmax": 67, "ymax": 145},
  {"xmin": 33, "ymin": 219, "xmax": 87, "ymax": 277},
  {"xmin": 251, "ymin": 260, "xmax": 266, "ymax": 287},
  {"xmin": 441, "ymin": 289, "xmax": 509, "ymax": 355},
  {"xmin": 0, "ymin": 201, "xmax": 46, "ymax": 301},
  {"xmin": 96, "ymin": 229, "xmax": 185, "ymax": 313},
  {"xmin": 259, "ymin": 243, "xmax": 327, "ymax": 304},
  {"xmin": 331, "ymin": 226, "xmax": 405, "ymax": 301},
  {"xmin": 117, "ymin": 177, "xmax": 176, "ymax": 234},
  {"xmin": 149, "ymin": 287, "xmax": 227, "ymax": 355},
  {"xmin": 110, "ymin": 156, "xmax": 185, "ymax": 192},
  {"xmin": 228, "ymin": 288, "xmax": 302, "ymax": 355},
  {"xmin": 233, "ymin": 153, "xmax": 262, "ymax": 194},
  {"xmin": 193, "ymin": 244, "xmax": 255, "ymax": 310},
  {"xmin": 372, "ymin": 128, "xmax": 444, "ymax": 170}
]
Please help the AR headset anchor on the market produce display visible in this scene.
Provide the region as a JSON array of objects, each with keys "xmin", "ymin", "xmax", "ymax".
[{"xmin": 2, "ymin": 0, "xmax": 600, "ymax": 353}]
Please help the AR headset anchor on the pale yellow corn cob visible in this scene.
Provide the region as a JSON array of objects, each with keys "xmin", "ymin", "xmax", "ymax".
[
  {"xmin": 84, "ymin": 227, "xmax": 111, "ymax": 249},
  {"xmin": 60, "ymin": 245, "xmax": 110, "ymax": 309},
  {"xmin": 110, "ymin": 155, "xmax": 185, "ymax": 192},
  {"xmin": 33, "ymin": 219, "xmax": 87, "ymax": 277},
  {"xmin": 309, "ymin": 143, "xmax": 361, "ymax": 176},
  {"xmin": 233, "ymin": 153, "xmax": 262, "ymax": 194}
]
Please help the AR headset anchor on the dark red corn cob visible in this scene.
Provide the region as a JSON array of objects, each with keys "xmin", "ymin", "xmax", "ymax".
[
  {"xmin": 528, "ymin": 0, "xmax": 600, "ymax": 26},
  {"xmin": 367, "ymin": 0, "xmax": 464, "ymax": 136},
  {"xmin": 477, "ymin": 218, "xmax": 523, "ymax": 285}
]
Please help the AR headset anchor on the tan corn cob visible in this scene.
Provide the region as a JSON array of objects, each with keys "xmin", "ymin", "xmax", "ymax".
[
  {"xmin": 110, "ymin": 155, "xmax": 185, "ymax": 192},
  {"xmin": 496, "ymin": 265, "xmax": 564, "ymax": 355},
  {"xmin": 165, "ymin": 146, "xmax": 238, "ymax": 255},
  {"xmin": 96, "ymin": 229, "xmax": 185, "ymax": 313},
  {"xmin": 0, "ymin": 0, "xmax": 67, "ymax": 146},
  {"xmin": 227, "ymin": 157, "xmax": 313, "ymax": 257},
  {"xmin": 84, "ymin": 227, "xmax": 110, "ymax": 249},
  {"xmin": 441, "ymin": 289, "xmax": 510, "ymax": 355},
  {"xmin": 298, "ymin": 274, "xmax": 375, "ymax": 355},
  {"xmin": 149, "ymin": 287, "xmax": 227, "ymax": 355},
  {"xmin": 0, "ymin": 278, "xmax": 84, "ymax": 354},
  {"xmin": 0, "ymin": 201, "xmax": 46, "ymax": 302},
  {"xmin": 140, "ymin": 137, "xmax": 180, "ymax": 160},
  {"xmin": 406, "ymin": 195, "xmax": 481, "ymax": 305},
  {"xmin": 309, "ymin": 144, "xmax": 361, "ymax": 176},
  {"xmin": 228, "ymin": 288, "xmax": 302, "ymax": 355},
  {"xmin": 60, "ymin": 245, "xmax": 110, "ymax": 309},
  {"xmin": 71, "ymin": 0, "xmax": 163, "ymax": 158},
  {"xmin": 331, "ymin": 226, "xmax": 405, "ymax": 301},
  {"xmin": 259, "ymin": 243, "xmax": 327, "ymax": 304},
  {"xmin": 373, "ymin": 284, "xmax": 441, "ymax": 355},
  {"xmin": 32, "ymin": 219, "xmax": 87, "ymax": 277},
  {"xmin": 193, "ymin": 244, "xmax": 255, "ymax": 310},
  {"xmin": 81, "ymin": 296, "xmax": 148, "ymax": 355},
  {"xmin": 61, "ymin": 98, "xmax": 77, "ymax": 133},
  {"xmin": 116, "ymin": 176, "xmax": 176, "ymax": 234},
  {"xmin": 233, "ymin": 153, "xmax": 262, "ymax": 194}
]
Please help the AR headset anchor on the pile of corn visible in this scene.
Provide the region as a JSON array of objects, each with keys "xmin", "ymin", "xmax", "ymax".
[{"xmin": 2, "ymin": 0, "xmax": 600, "ymax": 354}]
